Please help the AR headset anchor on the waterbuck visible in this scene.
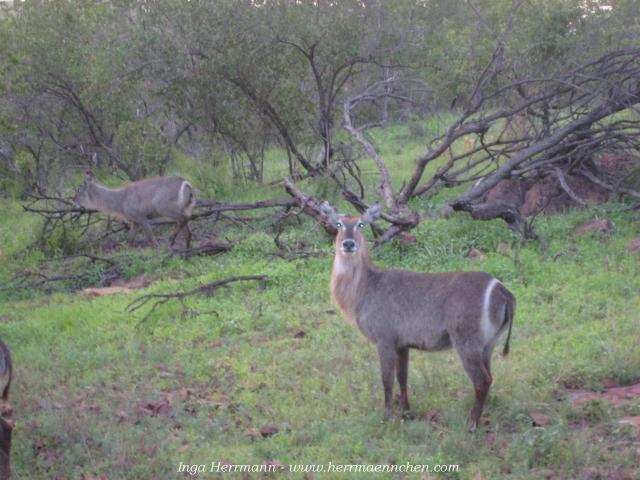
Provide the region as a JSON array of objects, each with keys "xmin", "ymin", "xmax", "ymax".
[
  {"xmin": 320, "ymin": 202, "xmax": 515, "ymax": 431},
  {"xmin": 73, "ymin": 172, "xmax": 196, "ymax": 248},
  {"xmin": 0, "ymin": 339, "xmax": 12, "ymax": 479}
]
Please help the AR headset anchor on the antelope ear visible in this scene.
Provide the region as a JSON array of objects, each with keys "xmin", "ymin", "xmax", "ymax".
[
  {"xmin": 361, "ymin": 203, "xmax": 382, "ymax": 224},
  {"xmin": 84, "ymin": 170, "xmax": 95, "ymax": 183},
  {"xmin": 319, "ymin": 201, "xmax": 339, "ymax": 225}
]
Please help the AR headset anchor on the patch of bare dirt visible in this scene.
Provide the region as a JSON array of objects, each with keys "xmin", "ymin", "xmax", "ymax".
[
  {"xmin": 569, "ymin": 383, "xmax": 640, "ymax": 407},
  {"xmin": 617, "ymin": 416, "xmax": 640, "ymax": 427},
  {"xmin": 82, "ymin": 277, "xmax": 154, "ymax": 297},
  {"xmin": 625, "ymin": 238, "xmax": 640, "ymax": 252},
  {"xmin": 572, "ymin": 218, "xmax": 612, "ymax": 236}
]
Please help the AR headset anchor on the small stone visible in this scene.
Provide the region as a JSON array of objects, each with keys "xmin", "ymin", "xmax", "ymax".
[
  {"xmin": 466, "ymin": 248, "xmax": 485, "ymax": 262},
  {"xmin": 259, "ymin": 425, "xmax": 279, "ymax": 438},
  {"xmin": 529, "ymin": 412, "xmax": 551, "ymax": 427},
  {"xmin": 497, "ymin": 243, "xmax": 511, "ymax": 255}
]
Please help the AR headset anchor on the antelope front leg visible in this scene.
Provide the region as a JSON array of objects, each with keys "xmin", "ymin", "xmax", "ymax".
[
  {"xmin": 140, "ymin": 221, "xmax": 159, "ymax": 248},
  {"xmin": 184, "ymin": 222, "xmax": 192, "ymax": 249},
  {"xmin": 377, "ymin": 343, "xmax": 397, "ymax": 421},
  {"xmin": 396, "ymin": 347, "xmax": 411, "ymax": 415},
  {"xmin": 128, "ymin": 223, "xmax": 138, "ymax": 247},
  {"xmin": 169, "ymin": 220, "xmax": 185, "ymax": 249}
]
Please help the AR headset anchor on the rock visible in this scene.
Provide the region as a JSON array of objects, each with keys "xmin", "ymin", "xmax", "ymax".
[
  {"xmin": 522, "ymin": 175, "xmax": 566, "ymax": 216},
  {"xmin": 572, "ymin": 218, "xmax": 612, "ymax": 236},
  {"xmin": 466, "ymin": 248, "xmax": 485, "ymax": 262},
  {"xmin": 259, "ymin": 425, "xmax": 279, "ymax": 438},
  {"xmin": 595, "ymin": 153, "xmax": 638, "ymax": 177},
  {"xmin": 485, "ymin": 178, "xmax": 537, "ymax": 208},
  {"xmin": 563, "ymin": 174, "xmax": 610, "ymax": 205},
  {"xmin": 529, "ymin": 412, "xmax": 551, "ymax": 427},
  {"xmin": 293, "ymin": 329, "xmax": 307, "ymax": 339},
  {"xmin": 398, "ymin": 232, "xmax": 417, "ymax": 246},
  {"xmin": 522, "ymin": 174, "xmax": 609, "ymax": 216}
]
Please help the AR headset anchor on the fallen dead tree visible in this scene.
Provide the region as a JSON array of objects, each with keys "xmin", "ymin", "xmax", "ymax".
[
  {"xmin": 0, "ymin": 242, "xmax": 241, "ymax": 299},
  {"xmin": 22, "ymin": 194, "xmax": 299, "ymax": 249},
  {"xmin": 127, "ymin": 275, "xmax": 268, "ymax": 326},
  {"xmin": 0, "ymin": 253, "xmax": 122, "ymax": 296},
  {"xmin": 170, "ymin": 240, "xmax": 234, "ymax": 259},
  {"xmin": 292, "ymin": 28, "xmax": 640, "ymax": 244}
]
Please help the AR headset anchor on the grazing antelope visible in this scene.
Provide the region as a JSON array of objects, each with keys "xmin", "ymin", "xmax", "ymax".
[
  {"xmin": 0, "ymin": 339, "xmax": 12, "ymax": 479},
  {"xmin": 73, "ymin": 172, "xmax": 196, "ymax": 249},
  {"xmin": 320, "ymin": 202, "xmax": 515, "ymax": 432}
]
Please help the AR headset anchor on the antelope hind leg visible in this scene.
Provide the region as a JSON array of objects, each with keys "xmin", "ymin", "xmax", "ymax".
[
  {"xmin": 458, "ymin": 350, "xmax": 493, "ymax": 432},
  {"xmin": 396, "ymin": 347, "xmax": 411, "ymax": 416}
]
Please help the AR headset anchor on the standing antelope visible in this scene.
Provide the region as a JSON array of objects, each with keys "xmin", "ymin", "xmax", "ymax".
[
  {"xmin": 320, "ymin": 202, "xmax": 515, "ymax": 432},
  {"xmin": 73, "ymin": 172, "xmax": 196, "ymax": 249},
  {"xmin": 0, "ymin": 339, "xmax": 12, "ymax": 479}
]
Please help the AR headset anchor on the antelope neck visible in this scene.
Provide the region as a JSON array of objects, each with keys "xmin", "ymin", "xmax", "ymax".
[
  {"xmin": 90, "ymin": 184, "xmax": 124, "ymax": 205},
  {"xmin": 330, "ymin": 251, "xmax": 374, "ymax": 325}
]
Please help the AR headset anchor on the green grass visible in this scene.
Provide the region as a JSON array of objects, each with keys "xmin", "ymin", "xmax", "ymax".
[{"xmin": 1, "ymin": 128, "xmax": 640, "ymax": 478}]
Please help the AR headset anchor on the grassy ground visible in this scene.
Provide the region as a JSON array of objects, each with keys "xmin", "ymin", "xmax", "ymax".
[{"xmin": 1, "ymin": 124, "xmax": 639, "ymax": 479}]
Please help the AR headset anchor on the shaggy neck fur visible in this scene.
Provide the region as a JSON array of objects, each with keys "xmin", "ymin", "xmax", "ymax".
[
  {"xmin": 330, "ymin": 247, "xmax": 373, "ymax": 326},
  {"xmin": 86, "ymin": 184, "xmax": 128, "ymax": 221}
]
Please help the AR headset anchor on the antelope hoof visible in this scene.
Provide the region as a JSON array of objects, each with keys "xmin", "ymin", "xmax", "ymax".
[
  {"xmin": 401, "ymin": 410, "xmax": 416, "ymax": 421},
  {"xmin": 466, "ymin": 416, "xmax": 479, "ymax": 433},
  {"xmin": 382, "ymin": 409, "xmax": 394, "ymax": 423}
]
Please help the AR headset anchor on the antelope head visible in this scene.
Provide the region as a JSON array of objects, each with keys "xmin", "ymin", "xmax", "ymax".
[
  {"xmin": 320, "ymin": 201, "xmax": 382, "ymax": 260},
  {"xmin": 73, "ymin": 171, "xmax": 96, "ymax": 209}
]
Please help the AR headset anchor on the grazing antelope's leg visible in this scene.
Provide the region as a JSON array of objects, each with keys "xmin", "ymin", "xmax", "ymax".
[
  {"xmin": 73, "ymin": 175, "xmax": 196, "ymax": 250},
  {"xmin": 482, "ymin": 344, "xmax": 494, "ymax": 378},
  {"xmin": 169, "ymin": 219, "xmax": 186, "ymax": 248},
  {"xmin": 128, "ymin": 223, "xmax": 138, "ymax": 247},
  {"xmin": 184, "ymin": 222, "xmax": 192, "ymax": 249},
  {"xmin": 377, "ymin": 343, "xmax": 397, "ymax": 420},
  {"xmin": 396, "ymin": 347, "xmax": 410, "ymax": 413},
  {"xmin": 140, "ymin": 221, "xmax": 159, "ymax": 248},
  {"xmin": 458, "ymin": 350, "xmax": 493, "ymax": 432}
]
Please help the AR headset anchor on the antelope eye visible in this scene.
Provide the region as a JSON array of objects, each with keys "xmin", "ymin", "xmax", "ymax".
[
  {"xmin": 357, "ymin": 222, "xmax": 365, "ymax": 229},
  {"xmin": 336, "ymin": 222, "xmax": 343, "ymax": 229}
]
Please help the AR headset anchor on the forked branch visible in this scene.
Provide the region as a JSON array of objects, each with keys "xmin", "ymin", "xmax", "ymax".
[{"xmin": 127, "ymin": 275, "xmax": 268, "ymax": 326}]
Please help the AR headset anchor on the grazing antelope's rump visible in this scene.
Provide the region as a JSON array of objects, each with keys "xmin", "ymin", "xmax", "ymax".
[
  {"xmin": 320, "ymin": 202, "xmax": 515, "ymax": 431},
  {"xmin": 0, "ymin": 339, "xmax": 12, "ymax": 479},
  {"xmin": 73, "ymin": 172, "xmax": 196, "ymax": 248}
]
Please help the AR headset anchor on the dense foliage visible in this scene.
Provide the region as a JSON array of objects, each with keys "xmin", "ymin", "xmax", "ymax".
[{"xmin": 1, "ymin": 0, "xmax": 638, "ymax": 193}]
